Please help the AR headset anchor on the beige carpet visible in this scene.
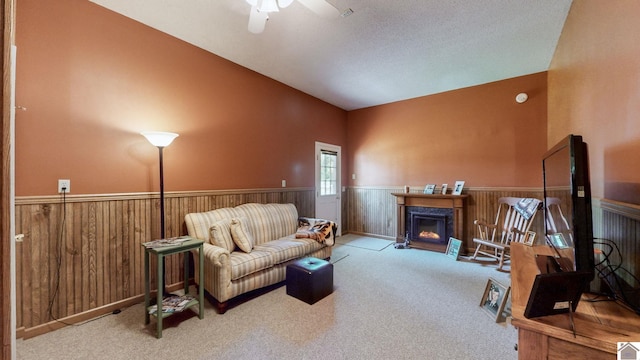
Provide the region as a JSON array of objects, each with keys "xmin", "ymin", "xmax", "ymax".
[
  {"xmin": 334, "ymin": 234, "xmax": 394, "ymax": 251},
  {"xmin": 16, "ymin": 235, "xmax": 516, "ymax": 360}
]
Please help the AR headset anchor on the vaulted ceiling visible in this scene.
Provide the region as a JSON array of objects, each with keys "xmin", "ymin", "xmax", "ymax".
[{"xmin": 90, "ymin": 0, "xmax": 573, "ymax": 110}]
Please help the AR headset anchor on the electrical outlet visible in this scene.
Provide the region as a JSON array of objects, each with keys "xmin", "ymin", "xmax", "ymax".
[
  {"xmin": 58, "ymin": 179, "xmax": 70, "ymax": 193},
  {"xmin": 281, "ymin": 179, "xmax": 286, "ymax": 188}
]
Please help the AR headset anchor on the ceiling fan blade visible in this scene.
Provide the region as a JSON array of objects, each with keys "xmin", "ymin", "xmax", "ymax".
[
  {"xmin": 248, "ymin": 6, "xmax": 269, "ymax": 34},
  {"xmin": 296, "ymin": 0, "xmax": 339, "ymax": 17},
  {"xmin": 278, "ymin": 0, "xmax": 294, "ymax": 8}
]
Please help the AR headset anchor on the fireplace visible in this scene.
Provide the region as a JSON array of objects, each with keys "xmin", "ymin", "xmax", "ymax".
[
  {"xmin": 406, "ymin": 207, "xmax": 453, "ymax": 245},
  {"xmin": 392, "ymin": 193, "xmax": 468, "ymax": 253}
]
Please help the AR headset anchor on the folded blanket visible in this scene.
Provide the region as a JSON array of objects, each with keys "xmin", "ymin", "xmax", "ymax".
[
  {"xmin": 296, "ymin": 218, "xmax": 336, "ymax": 246},
  {"xmin": 514, "ymin": 198, "xmax": 542, "ymax": 220}
]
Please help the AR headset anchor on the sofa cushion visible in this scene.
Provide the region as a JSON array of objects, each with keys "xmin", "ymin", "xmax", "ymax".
[
  {"xmin": 253, "ymin": 237, "xmax": 312, "ymax": 265},
  {"xmin": 234, "ymin": 203, "xmax": 298, "ymax": 245},
  {"xmin": 209, "ymin": 219, "xmax": 235, "ymax": 252},
  {"xmin": 229, "ymin": 250, "xmax": 274, "ymax": 280},
  {"xmin": 230, "ymin": 217, "xmax": 255, "ymax": 253},
  {"xmin": 184, "ymin": 207, "xmax": 239, "ymax": 244}
]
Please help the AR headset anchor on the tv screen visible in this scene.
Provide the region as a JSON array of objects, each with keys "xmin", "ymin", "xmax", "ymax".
[{"xmin": 542, "ymin": 135, "xmax": 595, "ymax": 280}]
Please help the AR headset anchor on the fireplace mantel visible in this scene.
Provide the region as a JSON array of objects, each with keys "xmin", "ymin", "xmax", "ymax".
[{"xmin": 392, "ymin": 193, "xmax": 468, "ymax": 252}]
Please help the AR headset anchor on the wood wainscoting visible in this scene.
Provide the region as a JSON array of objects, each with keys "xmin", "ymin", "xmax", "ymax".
[
  {"xmin": 598, "ymin": 199, "xmax": 640, "ymax": 291},
  {"xmin": 15, "ymin": 188, "xmax": 315, "ymax": 338}
]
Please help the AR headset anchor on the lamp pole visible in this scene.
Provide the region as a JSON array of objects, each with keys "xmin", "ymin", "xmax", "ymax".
[
  {"xmin": 141, "ymin": 131, "xmax": 179, "ymax": 297},
  {"xmin": 158, "ymin": 145, "xmax": 166, "ymax": 240}
]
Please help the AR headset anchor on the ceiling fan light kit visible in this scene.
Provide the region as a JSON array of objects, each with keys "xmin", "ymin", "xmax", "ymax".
[{"xmin": 246, "ymin": 0, "xmax": 342, "ymax": 34}]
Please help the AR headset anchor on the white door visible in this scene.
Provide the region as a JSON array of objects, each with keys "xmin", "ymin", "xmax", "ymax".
[{"xmin": 315, "ymin": 142, "xmax": 342, "ymax": 236}]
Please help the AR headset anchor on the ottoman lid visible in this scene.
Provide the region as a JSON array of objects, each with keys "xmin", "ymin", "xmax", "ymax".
[{"xmin": 292, "ymin": 257, "xmax": 330, "ymax": 272}]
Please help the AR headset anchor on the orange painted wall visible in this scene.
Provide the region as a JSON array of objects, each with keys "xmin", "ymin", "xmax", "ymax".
[
  {"xmin": 347, "ymin": 73, "xmax": 548, "ymax": 188},
  {"xmin": 548, "ymin": 1, "xmax": 640, "ymax": 204},
  {"xmin": 14, "ymin": 0, "xmax": 347, "ymax": 196}
]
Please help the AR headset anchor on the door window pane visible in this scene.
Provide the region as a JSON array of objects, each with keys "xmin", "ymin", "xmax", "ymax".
[{"xmin": 320, "ymin": 150, "xmax": 337, "ymax": 196}]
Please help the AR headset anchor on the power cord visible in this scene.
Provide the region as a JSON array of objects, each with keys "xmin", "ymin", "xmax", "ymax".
[
  {"xmin": 47, "ymin": 188, "xmax": 73, "ymax": 326},
  {"xmin": 47, "ymin": 189, "xmax": 125, "ymax": 327},
  {"xmin": 591, "ymin": 238, "xmax": 640, "ymax": 314}
]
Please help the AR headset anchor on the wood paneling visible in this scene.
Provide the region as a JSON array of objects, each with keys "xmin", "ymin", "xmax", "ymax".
[
  {"xmin": 346, "ymin": 187, "xmax": 397, "ymax": 238},
  {"xmin": 600, "ymin": 199, "xmax": 640, "ymax": 288},
  {"xmin": 15, "ymin": 188, "xmax": 314, "ymax": 337}
]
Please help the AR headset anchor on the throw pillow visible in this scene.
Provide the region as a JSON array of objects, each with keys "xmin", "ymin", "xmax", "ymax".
[
  {"xmin": 209, "ymin": 219, "xmax": 234, "ymax": 252},
  {"xmin": 230, "ymin": 217, "xmax": 254, "ymax": 253}
]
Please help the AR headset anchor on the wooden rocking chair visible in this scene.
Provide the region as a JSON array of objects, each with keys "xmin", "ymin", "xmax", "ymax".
[{"xmin": 471, "ymin": 197, "xmax": 542, "ymax": 271}]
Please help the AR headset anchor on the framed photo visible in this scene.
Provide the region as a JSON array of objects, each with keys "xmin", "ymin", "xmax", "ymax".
[
  {"xmin": 423, "ymin": 184, "xmax": 436, "ymax": 194},
  {"xmin": 440, "ymin": 183, "xmax": 448, "ymax": 195},
  {"xmin": 480, "ymin": 278, "xmax": 510, "ymax": 322},
  {"xmin": 501, "ymin": 291, "xmax": 512, "ymax": 322},
  {"xmin": 549, "ymin": 233, "xmax": 568, "ymax": 248},
  {"xmin": 452, "ymin": 181, "xmax": 465, "ymax": 195},
  {"xmin": 445, "ymin": 237, "xmax": 462, "ymax": 260},
  {"xmin": 523, "ymin": 231, "xmax": 536, "ymax": 246}
]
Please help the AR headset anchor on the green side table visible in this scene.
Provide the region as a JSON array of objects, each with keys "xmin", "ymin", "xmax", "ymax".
[{"xmin": 143, "ymin": 237, "xmax": 204, "ymax": 338}]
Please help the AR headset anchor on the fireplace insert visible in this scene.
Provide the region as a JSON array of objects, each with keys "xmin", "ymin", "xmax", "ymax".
[{"xmin": 406, "ymin": 206, "xmax": 454, "ymax": 245}]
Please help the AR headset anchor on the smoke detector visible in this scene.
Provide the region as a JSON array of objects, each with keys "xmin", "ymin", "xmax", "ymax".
[{"xmin": 515, "ymin": 93, "xmax": 528, "ymax": 103}]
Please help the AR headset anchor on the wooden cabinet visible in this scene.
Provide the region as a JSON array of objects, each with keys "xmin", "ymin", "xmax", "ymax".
[{"xmin": 510, "ymin": 243, "xmax": 640, "ymax": 359}]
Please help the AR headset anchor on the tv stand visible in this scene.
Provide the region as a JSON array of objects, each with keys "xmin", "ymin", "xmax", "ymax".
[{"xmin": 511, "ymin": 243, "xmax": 640, "ymax": 359}]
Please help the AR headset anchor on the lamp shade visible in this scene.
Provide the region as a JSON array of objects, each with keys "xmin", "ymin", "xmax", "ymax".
[{"xmin": 141, "ymin": 131, "xmax": 179, "ymax": 147}]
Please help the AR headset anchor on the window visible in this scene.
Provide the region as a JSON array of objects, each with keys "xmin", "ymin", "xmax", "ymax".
[{"xmin": 320, "ymin": 150, "xmax": 337, "ymax": 196}]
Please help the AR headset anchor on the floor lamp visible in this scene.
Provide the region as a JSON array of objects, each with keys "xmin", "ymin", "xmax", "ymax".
[{"xmin": 141, "ymin": 131, "xmax": 179, "ymax": 295}]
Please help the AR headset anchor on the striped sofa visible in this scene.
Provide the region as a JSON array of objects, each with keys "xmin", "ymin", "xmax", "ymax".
[{"xmin": 184, "ymin": 203, "xmax": 334, "ymax": 313}]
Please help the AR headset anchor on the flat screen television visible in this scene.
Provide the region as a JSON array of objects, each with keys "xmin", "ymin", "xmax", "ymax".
[
  {"xmin": 525, "ymin": 135, "xmax": 595, "ymax": 319},
  {"xmin": 542, "ymin": 134, "xmax": 595, "ymax": 279}
]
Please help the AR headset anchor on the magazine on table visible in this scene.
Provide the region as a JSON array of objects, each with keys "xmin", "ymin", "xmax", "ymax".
[
  {"xmin": 148, "ymin": 294, "xmax": 195, "ymax": 314},
  {"xmin": 142, "ymin": 236, "xmax": 190, "ymax": 249}
]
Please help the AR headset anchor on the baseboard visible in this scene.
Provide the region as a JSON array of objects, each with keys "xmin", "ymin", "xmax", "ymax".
[{"xmin": 17, "ymin": 282, "xmax": 186, "ymax": 339}]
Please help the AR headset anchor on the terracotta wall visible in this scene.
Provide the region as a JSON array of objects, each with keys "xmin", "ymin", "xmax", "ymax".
[
  {"xmin": 548, "ymin": 1, "xmax": 640, "ymax": 204},
  {"xmin": 14, "ymin": 0, "xmax": 347, "ymax": 196},
  {"xmin": 347, "ymin": 72, "xmax": 548, "ymax": 188}
]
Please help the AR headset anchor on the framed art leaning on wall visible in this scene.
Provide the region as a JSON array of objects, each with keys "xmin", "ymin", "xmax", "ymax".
[
  {"xmin": 445, "ymin": 237, "xmax": 462, "ymax": 260},
  {"xmin": 480, "ymin": 278, "xmax": 510, "ymax": 322}
]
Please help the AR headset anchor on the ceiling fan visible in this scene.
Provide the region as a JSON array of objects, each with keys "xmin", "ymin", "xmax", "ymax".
[{"xmin": 246, "ymin": 0, "xmax": 340, "ymax": 33}]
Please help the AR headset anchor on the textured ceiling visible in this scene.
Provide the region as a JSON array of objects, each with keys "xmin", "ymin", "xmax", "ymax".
[{"xmin": 89, "ymin": 0, "xmax": 573, "ymax": 110}]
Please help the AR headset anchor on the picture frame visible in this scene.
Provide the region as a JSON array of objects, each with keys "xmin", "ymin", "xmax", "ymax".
[
  {"xmin": 500, "ymin": 290, "xmax": 512, "ymax": 322},
  {"xmin": 523, "ymin": 231, "xmax": 537, "ymax": 246},
  {"xmin": 452, "ymin": 181, "xmax": 465, "ymax": 195},
  {"xmin": 423, "ymin": 184, "xmax": 436, "ymax": 194},
  {"xmin": 445, "ymin": 237, "xmax": 462, "ymax": 260},
  {"xmin": 440, "ymin": 183, "xmax": 448, "ymax": 195},
  {"xmin": 480, "ymin": 278, "xmax": 510, "ymax": 322},
  {"xmin": 549, "ymin": 233, "xmax": 568, "ymax": 248}
]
